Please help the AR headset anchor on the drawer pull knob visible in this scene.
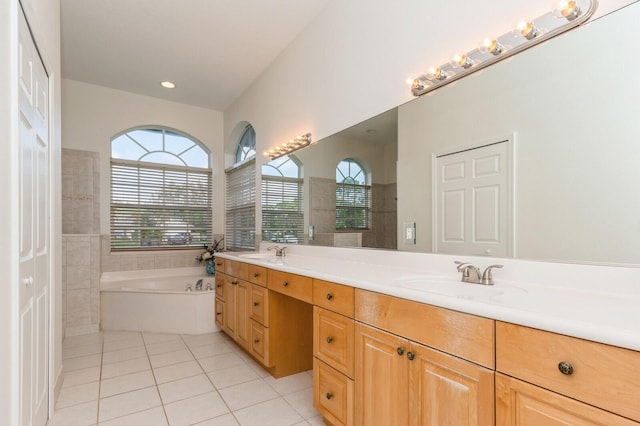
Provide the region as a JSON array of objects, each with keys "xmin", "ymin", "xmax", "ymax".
[
  {"xmin": 326, "ymin": 392, "xmax": 333, "ymax": 400},
  {"xmin": 558, "ymin": 361, "xmax": 574, "ymax": 375},
  {"xmin": 216, "ymin": 284, "xmax": 222, "ymax": 288},
  {"xmin": 282, "ymin": 281, "xmax": 289, "ymax": 287},
  {"xmin": 397, "ymin": 347, "xmax": 405, "ymax": 356},
  {"xmin": 254, "ymin": 338, "xmax": 260, "ymax": 344},
  {"xmin": 326, "ymin": 336, "xmax": 333, "ymax": 344},
  {"xmin": 253, "ymin": 301, "xmax": 259, "ymax": 307},
  {"xmin": 216, "ymin": 312, "xmax": 222, "ymax": 316},
  {"xmin": 254, "ymin": 272, "xmax": 260, "ymax": 278},
  {"xmin": 326, "ymin": 293, "xmax": 334, "ymax": 300},
  {"xmin": 407, "ymin": 351, "xmax": 415, "ymax": 361},
  {"xmin": 232, "ymin": 280, "xmax": 238, "ymax": 286}
]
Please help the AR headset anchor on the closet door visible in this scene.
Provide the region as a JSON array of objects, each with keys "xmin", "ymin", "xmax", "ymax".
[{"xmin": 18, "ymin": 9, "xmax": 50, "ymax": 426}]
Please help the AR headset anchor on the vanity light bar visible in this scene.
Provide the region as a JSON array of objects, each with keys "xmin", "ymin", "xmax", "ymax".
[
  {"xmin": 409, "ymin": 0, "xmax": 597, "ymax": 97},
  {"xmin": 264, "ymin": 133, "xmax": 313, "ymax": 160}
]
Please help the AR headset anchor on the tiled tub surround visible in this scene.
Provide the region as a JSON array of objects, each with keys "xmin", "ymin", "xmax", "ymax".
[
  {"xmin": 220, "ymin": 244, "xmax": 640, "ymax": 352},
  {"xmin": 100, "ymin": 268, "xmax": 219, "ymax": 335},
  {"xmin": 63, "ymin": 234, "xmax": 101, "ymax": 336},
  {"xmin": 49, "ymin": 330, "xmax": 322, "ymax": 425}
]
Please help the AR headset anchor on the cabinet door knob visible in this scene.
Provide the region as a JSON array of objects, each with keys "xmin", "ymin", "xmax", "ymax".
[
  {"xmin": 397, "ymin": 347, "xmax": 405, "ymax": 356},
  {"xmin": 216, "ymin": 312, "xmax": 222, "ymax": 316},
  {"xmin": 216, "ymin": 284, "xmax": 222, "ymax": 288},
  {"xmin": 558, "ymin": 361, "xmax": 574, "ymax": 375},
  {"xmin": 232, "ymin": 280, "xmax": 238, "ymax": 285},
  {"xmin": 282, "ymin": 281, "xmax": 289, "ymax": 287},
  {"xmin": 254, "ymin": 338, "xmax": 260, "ymax": 344},
  {"xmin": 326, "ymin": 293, "xmax": 334, "ymax": 300},
  {"xmin": 407, "ymin": 351, "xmax": 415, "ymax": 361},
  {"xmin": 326, "ymin": 336, "xmax": 333, "ymax": 344},
  {"xmin": 253, "ymin": 301, "xmax": 259, "ymax": 307},
  {"xmin": 326, "ymin": 392, "xmax": 333, "ymax": 400},
  {"xmin": 254, "ymin": 272, "xmax": 260, "ymax": 278}
]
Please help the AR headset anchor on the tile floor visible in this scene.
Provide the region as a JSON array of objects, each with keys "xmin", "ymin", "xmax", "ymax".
[{"xmin": 47, "ymin": 330, "xmax": 323, "ymax": 426}]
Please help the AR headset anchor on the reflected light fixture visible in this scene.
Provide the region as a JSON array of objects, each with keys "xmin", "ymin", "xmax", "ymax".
[
  {"xmin": 408, "ymin": 0, "xmax": 597, "ymax": 97},
  {"xmin": 264, "ymin": 133, "xmax": 312, "ymax": 160},
  {"xmin": 160, "ymin": 81, "xmax": 176, "ymax": 89}
]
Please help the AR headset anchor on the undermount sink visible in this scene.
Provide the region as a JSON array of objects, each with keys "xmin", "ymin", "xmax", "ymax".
[
  {"xmin": 237, "ymin": 252, "xmax": 273, "ymax": 259},
  {"xmin": 392, "ymin": 276, "xmax": 526, "ymax": 299}
]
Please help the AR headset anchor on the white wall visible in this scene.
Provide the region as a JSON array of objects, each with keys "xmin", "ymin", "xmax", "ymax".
[
  {"xmin": 223, "ymin": 0, "xmax": 632, "ymax": 168},
  {"xmin": 398, "ymin": 2, "xmax": 640, "ymax": 264},
  {"xmin": 0, "ymin": 0, "xmax": 62, "ymax": 422},
  {"xmin": 62, "ymin": 79, "xmax": 225, "ymax": 236}
]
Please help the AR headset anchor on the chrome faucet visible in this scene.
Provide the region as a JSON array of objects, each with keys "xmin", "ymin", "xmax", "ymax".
[
  {"xmin": 267, "ymin": 245, "xmax": 287, "ymax": 257},
  {"xmin": 455, "ymin": 261, "xmax": 503, "ymax": 285},
  {"xmin": 195, "ymin": 279, "xmax": 203, "ymax": 291}
]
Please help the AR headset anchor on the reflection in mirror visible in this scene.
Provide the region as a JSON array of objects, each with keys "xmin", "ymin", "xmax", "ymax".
[{"xmin": 288, "ymin": 3, "xmax": 640, "ymax": 266}]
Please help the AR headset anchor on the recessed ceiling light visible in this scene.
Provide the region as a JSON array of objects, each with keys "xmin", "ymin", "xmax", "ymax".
[{"xmin": 160, "ymin": 81, "xmax": 176, "ymax": 89}]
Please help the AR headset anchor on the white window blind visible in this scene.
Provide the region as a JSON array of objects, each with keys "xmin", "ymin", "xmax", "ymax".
[
  {"xmin": 225, "ymin": 160, "xmax": 256, "ymax": 250},
  {"xmin": 336, "ymin": 182, "xmax": 371, "ymax": 230},
  {"xmin": 262, "ymin": 176, "xmax": 304, "ymax": 244},
  {"xmin": 111, "ymin": 159, "xmax": 212, "ymax": 249}
]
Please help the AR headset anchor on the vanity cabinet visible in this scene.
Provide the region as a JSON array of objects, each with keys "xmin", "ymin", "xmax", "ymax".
[
  {"xmin": 496, "ymin": 322, "xmax": 640, "ymax": 424},
  {"xmin": 354, "ymin": 289, "xmax": 495, "ymax": 426},
  {"xmin": 221, "ymin": 273, "xmax": 250, "ymax": 349}
]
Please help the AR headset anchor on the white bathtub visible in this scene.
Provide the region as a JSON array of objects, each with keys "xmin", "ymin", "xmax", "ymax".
[{"xmin": 100, "ymin": 267, "xmax": 219, "ymax": 335}]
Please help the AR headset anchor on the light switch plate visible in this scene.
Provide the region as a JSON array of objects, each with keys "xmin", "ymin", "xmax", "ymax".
[
  {"xmin": 404, "ymin": 222, "xmax": 416, "ymax": 244},
  {"xmin": 308, "ymin": 225, "xmax": 315, "ymax": 240}
]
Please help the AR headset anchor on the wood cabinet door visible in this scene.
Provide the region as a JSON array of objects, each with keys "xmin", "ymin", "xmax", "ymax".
[
  {"xmin": 249, "ymin": 284, "xmax": 269, "ymax": 326},
  {"xmin": 408, "ymin": 341, "xmax": 494, "ymax": 426},
  {"xmin": 355, "ymin": 323, "xmax": 409, "ymax": 426},
  {"xmin": 214, "ymin": 297, "xmax": 225, "ymax": 329},
  {"xmin": 222, "ymin": 275, "xmax": 236, "ymax": 336},
  {"xmin": 235, "ymin": 280, "xmax": 250, "ymax": 349},
  {"xmin": 496, "ymin": 373, "xmax": 638, "ymax": 426}
]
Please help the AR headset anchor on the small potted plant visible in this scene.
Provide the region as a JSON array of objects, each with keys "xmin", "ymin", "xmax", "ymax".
[{"xmin": 197, "ymin": 238, "xmax": 224, "ymax": 276}]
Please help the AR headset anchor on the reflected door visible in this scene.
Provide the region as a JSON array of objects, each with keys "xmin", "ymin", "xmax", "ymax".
[
  {"xmin": 18, "ymin": 9, "xmax": 50, "ymax": 426},
  {"xmin": 434, "ymin": 139, "xmax": 512, "ymax": 257}
]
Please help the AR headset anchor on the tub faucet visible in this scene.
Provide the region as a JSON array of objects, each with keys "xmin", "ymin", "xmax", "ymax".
[
  {"xmin": 454, "ymin": 261, "xmax": 503, "ymax": 285},
  {"xmin": 195, "ymin": 279, "xmax": 203, "ymax": 291},
  {"xmin": 267, "ymin": 245, "xmax": 287, "ymax": 257}
]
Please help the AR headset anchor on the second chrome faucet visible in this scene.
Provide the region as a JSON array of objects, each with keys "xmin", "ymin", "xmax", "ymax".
[{"xmin": 455, "ymin": 261, "xmax": 503, "ymax": 285}]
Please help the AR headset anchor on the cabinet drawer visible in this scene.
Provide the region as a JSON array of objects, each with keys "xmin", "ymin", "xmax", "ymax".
[
  {"xmin": 496, "ymin": 321, "xmax": 640, "ymax": 422},
  {"xmin": 214, "ymin": 257, "xmax": 225, "ymax": 273},
  {"xmin": 250, "ymin": 320, "xmax": 271, "ymax": 367},
  {"xmin": 313, "ymin": 280, "xmax": 354, "ymax": 318},
  {"xmin": 314, "ymin": 358, "xmax": 354, "ymax": 426},
  {"xmin": 214, "ymin": 274, "xmax": 225, "ymax": 300},
  {"xmin": 250, "ymin": 284, "xmax": 269, "ymax": 326},
  {"xmin": 226, "ymin": 259, "xmax": 248, "ymax": 280},
  {"xmin": 314, "ymin": 307, "xmax": 354, "ymax": 378},
  {"xmin": 248, "ymin": 264, "xmax": 267, "ymax": 286},
  {"xmin": 215, "ymin": 298, "xmax": 224, "ymax": 329},
  {"xmin": 496, "ymin": 373, "xmax": 638, "ymax": 426},
  {"xmin": 355, "ymin": 289, "xmax": 494, "ymax": 368},
  {"xmin": 268, "ymin": 270, "xmax": 312, "ymax": 303}
]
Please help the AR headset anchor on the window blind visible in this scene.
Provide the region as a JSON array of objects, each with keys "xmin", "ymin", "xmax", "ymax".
[
  {"xmin": 336, "ymin": 182, "xmax": 371, "ymax": 230},
  {"xmin": 262, "ymin": 175, "xmax": 304, "ymax": 244},
  {"xmin": 225, "ymin": 160, "xmax": 256, "ymax": 250},
  {"xmin": 110, "ymin": 159, "xmax": 212, "ymax": 249}
]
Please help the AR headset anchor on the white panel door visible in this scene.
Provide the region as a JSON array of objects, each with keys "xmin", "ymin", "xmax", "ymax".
[
  {"xmin": 18, "ymin": 9, "xmax": 50, "ymax": 426},
  {"xmin": 434, "ymin": 140, "xmax": 512, "ymax": 257}
]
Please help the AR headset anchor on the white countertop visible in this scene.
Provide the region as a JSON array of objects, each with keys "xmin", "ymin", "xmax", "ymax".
[{"xmin": 217, "ymin": 244, "xmax": 640, "ymax": 352}]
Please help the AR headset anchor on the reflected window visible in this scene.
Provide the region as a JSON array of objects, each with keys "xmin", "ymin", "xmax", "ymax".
[
  {"xmin": 226, "ymin": 124, "xmax": 257, "ymax": 250},
  {"xmin": 110, "ymin": 127, "xmax": 212, "ymax": 249},
  {"xmin": 261, "ymin": 156, "xmax": 304, "ymax": 244},
  {"xmin": 336, "ymin": 158, "xmax": 371, "ymax": 230}
]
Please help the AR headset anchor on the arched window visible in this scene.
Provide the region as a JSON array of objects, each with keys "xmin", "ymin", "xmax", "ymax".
[
  {"xmin": 336, "ymin": 158, "xmax": 371, "ymax": 230},
  {"xmin": 261, "ymin": 155, "xmax": 304, "ymax": 244},
  {"xmin": 226, "ymin": 124, "xmax": 256, "ymax": 250},
  {"xmin": 110, "ymin": 127, "xmax": 212, "ymax": 249}
]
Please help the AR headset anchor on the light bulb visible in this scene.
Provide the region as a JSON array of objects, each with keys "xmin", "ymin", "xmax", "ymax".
[
  {"xmin": 450, "ymin": 54, "xmax": 473, "ymax": 69},
  {"xmin": 516, "ymin": 20, "xmax": 539, "ymax": 40},
  {"xmin": 555, "ymin": 0, "xmax": 581, "ymax": 21},
  {"xmin": 426, "ymin": 67, "xmax": 448, "ymax": 81},
  {"xmin": 411, "ymin": 79, "xmax": 425, "ymax": 91},
  {"xmin": 480, "ymin": 38, "xmax": 504, "ymax": 56}
]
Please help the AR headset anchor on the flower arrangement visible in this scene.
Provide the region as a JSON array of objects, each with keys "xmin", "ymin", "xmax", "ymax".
[{"xmin": 196, "ymin": 238, "xmax": 224, "ymax": 263}]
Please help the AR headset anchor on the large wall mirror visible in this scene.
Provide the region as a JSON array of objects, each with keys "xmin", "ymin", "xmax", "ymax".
[{"xmin": 272, "ymin": 2, "xmax": 640, "ymax": 266}]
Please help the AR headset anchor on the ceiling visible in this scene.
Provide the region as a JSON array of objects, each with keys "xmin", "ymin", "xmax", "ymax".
[{"xmin": 60, "ymin": 0, "xmax": 331, "ymax": 111}]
